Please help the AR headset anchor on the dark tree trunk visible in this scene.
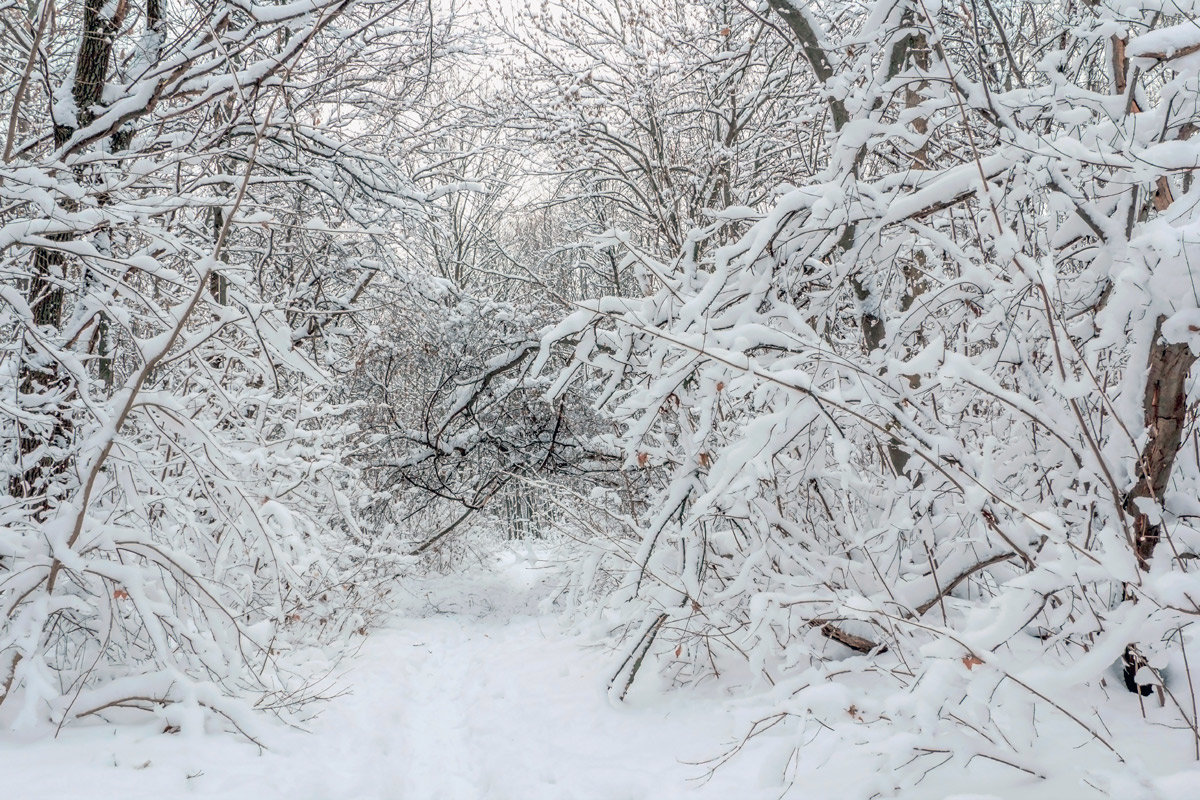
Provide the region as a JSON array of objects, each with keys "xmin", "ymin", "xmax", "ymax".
[{"xmin": 13, "ymin": 0, "xmax": 129, "ymax": 512}]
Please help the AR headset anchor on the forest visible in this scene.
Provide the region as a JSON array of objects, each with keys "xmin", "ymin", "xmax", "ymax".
[{"xmin": 2, "ymin": 0, "xmax": 1200, "ymax": 797}]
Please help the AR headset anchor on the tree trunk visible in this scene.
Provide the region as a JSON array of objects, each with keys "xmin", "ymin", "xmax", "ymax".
[
  {"xmin": 13, "ymin": 0, "xmax": 129, "ymax": 512},
  {"xmin": 1125, "ymin": 317, "xmax": 1196, "ymax": 569},
  {"xmin": 1107, "ymin": 31, "xmax": 1198, "ymax": 694}
]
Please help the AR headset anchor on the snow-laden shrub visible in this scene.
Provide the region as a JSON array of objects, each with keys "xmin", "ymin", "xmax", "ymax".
[
  {"xmin": 0, "ymin": 0, "xmax": 441, "ymax": 734},
  {"xmin": 535, "ymin": 0, "xmax": 1200, "ymax": 786}
]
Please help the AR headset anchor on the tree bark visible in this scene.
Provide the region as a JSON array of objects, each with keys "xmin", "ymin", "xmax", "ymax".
[{"xmin": 1125, "ymin": 317, "xmax": 1196, "ymax": 570}]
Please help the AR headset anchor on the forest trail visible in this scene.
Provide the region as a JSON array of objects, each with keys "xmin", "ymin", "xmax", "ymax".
[
  {"xmin": 324, "ymin": 614, "xmax": 745, "ymax": 800},
  {"xmin": 0, "ymin": 558, "xmax": 760, "ymax": 800}
]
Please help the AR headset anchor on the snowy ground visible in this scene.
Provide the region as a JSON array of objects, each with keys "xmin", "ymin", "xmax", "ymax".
[
  {"xmin": 0, "ymin": 556, "xmax": 765, "ymax": 800},
  {"xmin": 2, "ymin": 552, "xmax": 1199, "ymax": 800}
]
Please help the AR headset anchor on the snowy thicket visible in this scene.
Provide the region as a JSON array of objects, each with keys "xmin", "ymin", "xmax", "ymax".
[
  {"xmin": 0, "ymin": 0, "xmax": 444, "ymax": 733},
  {"xmin": 525, "ymin": 0, "xmax": 1200, "ymax": 783}
]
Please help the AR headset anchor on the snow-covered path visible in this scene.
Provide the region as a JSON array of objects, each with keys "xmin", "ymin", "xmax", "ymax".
[
  {"xmin": 291, "ymin": 615, "xmax": 751, "ymax": 800},
  {"xmin": 0, "ymin": 564, "xmax": 760, "ymax": 800},
  {"xmin": 314, "ymin": 615, "xmax": 748, "ymax": 800}
]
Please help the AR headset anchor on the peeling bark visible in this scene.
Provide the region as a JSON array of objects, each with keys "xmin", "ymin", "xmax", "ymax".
[{"xmin": 1125, "ymin": 316, "xmax": 1196, "ymax": 570}]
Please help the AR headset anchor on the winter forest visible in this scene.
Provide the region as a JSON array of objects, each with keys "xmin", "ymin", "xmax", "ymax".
[{"xmin": 5, "ymin": 0, "xmax": 1200, "ymax": 797}]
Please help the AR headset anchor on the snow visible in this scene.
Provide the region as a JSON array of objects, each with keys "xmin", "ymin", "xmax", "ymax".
[
  {"xmin": 0, "ymin": 556, "xmax": 762, "ymax": 800},
  {"xmin": 3, "ymin": 552, "xmax": 1199, "ymax": 800}
]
